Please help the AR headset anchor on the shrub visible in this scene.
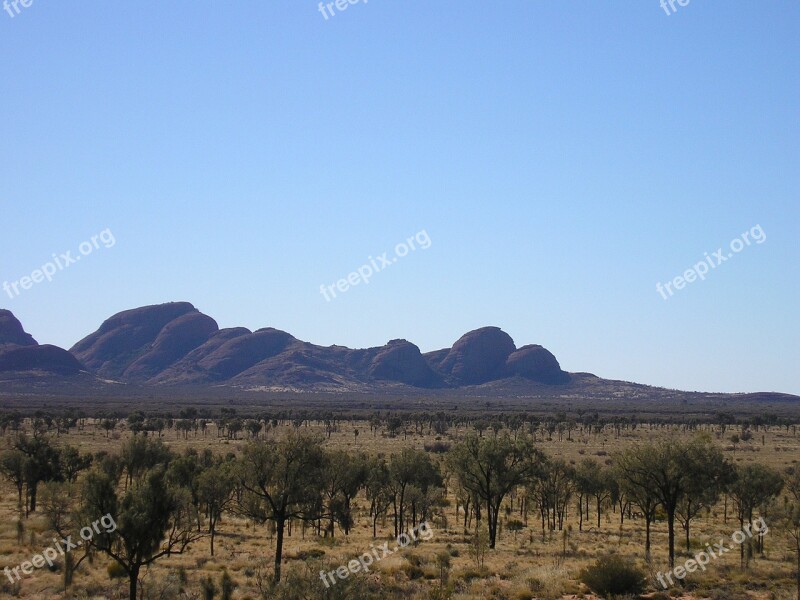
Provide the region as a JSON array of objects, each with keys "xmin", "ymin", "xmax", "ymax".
[
  {"xmin": 107, "ymin": 561, "xmax": 127, "ymax": 579},
  {"xmin": 579, "ymin": 554, "xmax": 645, "ymax": 597},
  {"xmin": 295, "ymin": 548, "xmax": 326, "ymax": 560},
  {"xmin": 401, "ymin": 553, "xmax": 425, "ymax": 580},
  {"xmin": 468, "ymin": 524, "xmax": 490, "ymax": 568},
  {"xmin": 459, "ymin": 565, "xmax": 490, "ymax": 581},
  {"xmin": 424, "ymin": 441, "xmax": 451, "ymax": 454},
  {"xmin": 200, "ymin": 576, "xmax": 217, "ymax": 600},
  {"xmin": 220, "ymin": 569, "xmax": 237, "ymax": 600},
  {"xmin": 507, "ymin": 519, "xmax": 525, "ymax": 538},
  {"xmin": 270, "ymin": 560, "xmax": 384, "ymax": 600}
]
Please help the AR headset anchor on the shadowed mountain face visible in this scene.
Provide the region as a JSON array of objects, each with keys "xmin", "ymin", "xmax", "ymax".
[
  {"xmin": 62, "ymin": 302, "xmax": 570, "ymax": 389},
  {"xmin": 368, "ymin": 339, "xmax": 440, "ymax": 387},
  {"xmin": 507, "ymin": 345, "xmax": 571, "ymax": 384},
  {"xmin": 435, "ymin": 327, "xmax": 517, "ymax": 384},
  {"xmin": 1, "ymin": 303, "xmax": 796, "ymax": 402},
  {"xmin": 0, "ymin": 309, "xmax": 37, "ymax": 347},
  {"xmin": 0, "ymin": 309, "xmax": 83, "ymax": 376},
  {"xmin": 70, "ymin": 302, "xmax": 213, "ymax": 379}
]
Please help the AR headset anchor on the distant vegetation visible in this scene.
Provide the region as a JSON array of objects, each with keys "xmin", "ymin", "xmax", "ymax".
[{"xmin": 1, "ymin": 408, "xmax": 800, "ymax": 599}]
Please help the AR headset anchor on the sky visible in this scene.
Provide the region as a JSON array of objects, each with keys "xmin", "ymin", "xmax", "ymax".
[{"xmin": 1, "ymin": 0, "xmax": 798, "ymax": 395}]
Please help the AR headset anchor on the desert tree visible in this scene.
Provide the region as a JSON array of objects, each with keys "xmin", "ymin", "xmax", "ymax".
[
  {"xmin": 614, "ymin": 459, "xmax": 661, "ymax": 559},
  {"xmin": 100, "ymin": 418, "xmax": 117, "ymax": 437},
  {"xmin": 167, "ymin": 448, "xmax": 214, "ymax": 530},
  {"xmin": 39, "ymin": 482, "xmax": 92, "ymax": 591},
  {"xmin": 387, "ymin": 447, "xmax": 441, "ymax": 537},
  {"xmin": 728, "ymin": 463, "xmax": 784, "ymax": 567},
  {"xmin": 82, "ymin": 461, "xmax": 203, "ymax": 600},
  {"xmin": 531, "ymin": 458, "xmax": 575, "ymax": 533},
  {"xmin": 364, "ymin": 455, "xmax": 393, "ymax": 538},
  {"xmin": 321, "ymin": 450, "xmax": 368, "ymax": 537},
  {"xmin": 615, "ymin": 437, "xmax": 725, "ymax": 568},
  {"xmin": 575, "ymin": 458, "xmax": 614, "ymax": 528},
  {"xmin": 448, "ymin": 433, "xmax": 543, "ymax": 548},
  {"xmin": 452, "ymin": 476, "xmax": 475, "ymax": 530},
  {"xmin": 197, "ymin": 461, "xmax": 236, "ymax": 556},
  {"xmin": 120, "ymin": 434, "xmax": 173, "ymax": 489},
  {"xmin": 245, "ymin": 419, "xmax": 263, "ymax": 439},
  {"xmin": 14, "ymin": 433, "xmax": 63, "ymax": 514},
  {"xmin": 676, "ymin": 436, "xmax": 733, "ymax": 551},
  {"xmin": 175, "ymin": 419, "xmax": 193, "ymax": 440},
  {"xmin": 0, "ymin": 448, "xmax": 26, "ymax": 512},
  {"xmin": 236, "ymin": 430, "xmax": 327, "ymax": 583},
  {"xmin": 60, "ymin": 446, "xmax": 94, "ymax": 483}
]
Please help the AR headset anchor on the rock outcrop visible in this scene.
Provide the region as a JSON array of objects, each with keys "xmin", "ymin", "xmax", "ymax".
[{"xmin": 0, "ymin": 309, "xmax": 83, "ymax": 376}]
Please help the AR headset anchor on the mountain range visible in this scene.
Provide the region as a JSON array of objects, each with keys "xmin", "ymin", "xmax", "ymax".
[{"xmin": 0, "ymin": 302, "xmax": 796, "ymax": 402}]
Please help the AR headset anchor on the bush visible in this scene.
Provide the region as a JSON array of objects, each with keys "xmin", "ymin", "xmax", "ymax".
[
  {"xmin": 200, "ymin": 576, "xmax": 217, "ymax": 600},
  {"xmin": 468, "ymin": 524, "xmax": 490, "ymax": 568},
  {"xmin": 579, "ymin": 554, "xmax": 645, "ymax": 598},
  {"xmin": 107, "ymin": 561, "xmax": 127, "ymax": 579},
  {"xmin": 220, "ymin": 569, "xmax": 237, "ymax": 600},
  {"xmin": 269, "ymin": 561, "xmax": 384, "ymax": 600},
  {"xmin": 424, "ymin": 441, "xmax": 451, "ymax": 454},
  {"xmin": 295, "ymin": 548, "xmax": 326, "ymax": 560},
  {"xmin": 401, "ymin": 553, "xmax": 425, "ymax": 580}
]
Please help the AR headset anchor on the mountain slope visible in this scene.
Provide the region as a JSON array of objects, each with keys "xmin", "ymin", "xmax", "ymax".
[
  {"xmin": 0, "ymin": 309, "xmax": 83, "ymax": 377},
  {"xmin": 0, "ymin": 303, "xmax": 794, "ymax": 404},
  {"xmin": 66, "ymin": 302, "xmax": 568, "ymax": 390}
]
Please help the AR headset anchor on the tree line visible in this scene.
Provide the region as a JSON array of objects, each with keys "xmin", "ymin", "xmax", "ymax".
[{"xmin": 2, "ymin": 421, "xmax": 800, "ymax": 599}]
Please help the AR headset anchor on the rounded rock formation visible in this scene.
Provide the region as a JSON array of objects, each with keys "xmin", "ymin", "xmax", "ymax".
[
  {"xmin": 438, "ymin": 326, "xmax": 516, "ymax": 384},
  {"xmin": 506, "ymin": 344, "xmax": 569, "ymax": 384}
]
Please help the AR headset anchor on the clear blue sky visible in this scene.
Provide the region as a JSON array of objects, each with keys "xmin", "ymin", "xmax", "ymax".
[{"xmin": 1, "ymin": 1, "xmax": 798, "ymax": 394}]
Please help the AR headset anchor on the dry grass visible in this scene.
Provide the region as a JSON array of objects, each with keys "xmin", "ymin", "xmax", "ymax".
[{"xmin": 1, "ymin": 419, "xmax": 799, "ymax": 599}]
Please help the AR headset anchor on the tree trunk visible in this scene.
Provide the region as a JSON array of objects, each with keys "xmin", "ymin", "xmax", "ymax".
[
  {"xmin": 724, "ymin": 495, "xmax": 728, "ymax": 524},
  {"xmin": 274, "ymin": 517, "xmax": 285, "ymax": 583},
  {"xmin": 585, "ymin": 496, "xmax": 589, "ymax": 521},
  {"xmin": 667, "ymin": 507, "xmax": 676, "ymax": 568},
  {"xmin": 685, "ymin": 520, "xmax": 691, "ymax": 552},
  {"xmin": 393, "ymin": 498, "xmax": 399, "ymax": 537},
  {"xmin": 740, "ymin": 517, "xmax": 745, "ymax": 568},
  {"xmin": 63, "ymin": 550, "xmax": 74, "ymax": 591},
  {"xmin": 596, "ymin": 497, "xmax": 601, "ymax": 528},
  {"xmin": 344, "ymin": 497, "xmax": 352, "ymax": 535},
  {"xmin": 489, "ymin": 501, "xmax": 500, "ymax": 549},
  {"xmin": 129, "ymin": 564, "xmax": 140, "ymax": 600}
]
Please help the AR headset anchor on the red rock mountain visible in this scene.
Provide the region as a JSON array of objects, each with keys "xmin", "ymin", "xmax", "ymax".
[
  {"xmin": 65, "ymin": 302, "xmax": 569, "ymax": 389},
  {"xmin": 0, "ymin": 309, "xmax": 84, "ymax": 376},
  {"xmin": 2, "ymin": 304, "xmax": 796, "ymax": 404}
]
